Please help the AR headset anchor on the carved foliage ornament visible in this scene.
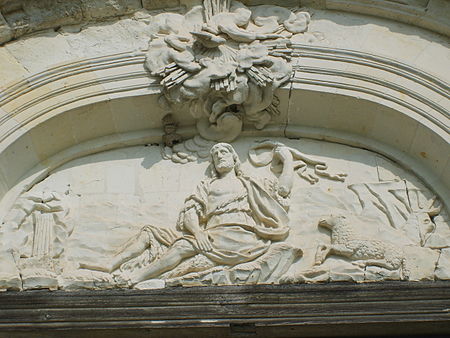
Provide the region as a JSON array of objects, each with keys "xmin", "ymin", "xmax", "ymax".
[{"xmin": 145, "ymin": 0, "xmax": 310, "ymax": 142}]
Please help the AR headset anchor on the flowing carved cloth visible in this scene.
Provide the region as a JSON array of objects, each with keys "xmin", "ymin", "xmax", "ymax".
[
  {"xmin": 176, "ymin": 175, "xmax": 290, "ymax": 265},
  {"xmin": 124, "ymin": 175, "xmax": 297, "ymax": 283}
]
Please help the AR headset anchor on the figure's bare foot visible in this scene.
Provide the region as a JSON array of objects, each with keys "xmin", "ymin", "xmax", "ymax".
[
  {"xmin": 112, "ymin": 270, "xmax": 132, "ymax": 288},
  {"xmin": 79, "ymin": 259, "xmax": 114, "ymax": 273}
]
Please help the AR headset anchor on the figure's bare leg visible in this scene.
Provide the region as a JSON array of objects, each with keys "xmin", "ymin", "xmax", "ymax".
[
  {"xmin": 129, "ymin": 239, "xmax": 197, "ymax": 284},
  {"xmin": 80, "ymin": 229, "xmax": 151, "ymax": 273}
]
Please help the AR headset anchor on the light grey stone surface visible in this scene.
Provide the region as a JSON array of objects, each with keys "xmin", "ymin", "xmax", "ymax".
[
  {"xmin": 0, "ymin": 0, "xmax": 448, "ymax": 46},
  {"xmin": 0, "ymin": 0, "xmax": 447, "ymax": 293},
  {"xmin": 0, "ymin": 136, "xmax": 447, "ymax": 290},
  {"xmin": 81, "ymin": 0, "xmax": 142, "ymax": 20},
  {"xmin": 0, "ymin": 250, "xmax": 21, "ymax": 291},
  {"xmin": 435, "ymin": 248, "xmax": 450, "ymax": 280}
]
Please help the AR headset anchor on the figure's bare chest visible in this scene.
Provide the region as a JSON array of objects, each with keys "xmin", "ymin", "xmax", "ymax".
[{"xmin": 208, "ymin": 178, "xmax": 246, "ymax": 202}]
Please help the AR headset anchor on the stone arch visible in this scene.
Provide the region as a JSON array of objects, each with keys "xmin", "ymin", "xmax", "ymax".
[{"xmin": 0, "ymin": 43, "xmax": 448, "ymax": 215}]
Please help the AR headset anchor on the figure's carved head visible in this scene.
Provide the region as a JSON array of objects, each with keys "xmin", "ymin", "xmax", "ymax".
[{"xmin": 210, "ymin": 143, "xmax": 241, "ymax": 177}]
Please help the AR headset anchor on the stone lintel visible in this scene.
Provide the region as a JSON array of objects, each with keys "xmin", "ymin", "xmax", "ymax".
[{"xmin": 0, "ymin": 281, "xmax": 449, "ymax": 337}]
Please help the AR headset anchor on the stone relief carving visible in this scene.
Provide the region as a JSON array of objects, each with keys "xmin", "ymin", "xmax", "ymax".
[
  {"xmin": 161, "ymin": 113, "xmax": 182, "ymax": 147},
  {"xmin": 249, "ymin": 140, "xmax": 347, "ymax": 185},
  {"xmin": 161, "ymin": 135, "xmax": 215, "ymax": 164},
  {"xmin": 349, "ymin": 182, "xmax": 442, "ymax": 247},
  {"xmin": 0, "ymin": 191, "xmax": 72, "ymax": 290},
  {"xmin": 80, "ymin": 142, "xmax": 302, "ymax": 288},
  {"xmin": 145, "ymin": 0, "xmax": 309, "ymax": 142},
  {"xmin": 1, "ymin": 191, "xmax": 71, "ymax": 260},
  {"xmin": 314, "ymin": 214, "xmax": 405, "ymax": 272},
  {"xmin": 0, "ymin": 137, "xmax": 448, "ymax": 291}
]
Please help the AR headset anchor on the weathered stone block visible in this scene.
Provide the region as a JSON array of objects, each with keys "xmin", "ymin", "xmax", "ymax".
[
  {"xmin": 142, "ymin": 0, "xmax": 181, "ymax": 10},
  {"xmin": 365, "ymin": 266, "xmax": 401, "ymax": 281},
  {"xmin": 80, "ymin": 0, "xmax": 142, "ymax": 20},
  {"xmin": 0, "ymin": 12, "xmax": 12, "ymax": 45},
  {"xmin": 403, "ymin": 246, "xmax": 440, "ymax": 281},
  {"xmin": 2, "ymin": 0, "xmax": 83, "ymax": 38}
]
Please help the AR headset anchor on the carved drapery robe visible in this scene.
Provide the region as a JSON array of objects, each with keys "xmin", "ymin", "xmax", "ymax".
[{"xmin": 175, "ymin": 175, "xmax": 290, "ymax": 265}]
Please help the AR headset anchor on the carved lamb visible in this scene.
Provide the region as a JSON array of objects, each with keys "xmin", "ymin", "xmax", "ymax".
[{"xmin": 315, "ymin": 214, "xmax": 405, "ymax": 271}]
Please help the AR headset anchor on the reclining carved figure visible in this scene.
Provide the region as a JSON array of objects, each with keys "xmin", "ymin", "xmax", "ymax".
[{"xmin": 81, "ymin": 143, "xmax": 301, "ymax": 286}]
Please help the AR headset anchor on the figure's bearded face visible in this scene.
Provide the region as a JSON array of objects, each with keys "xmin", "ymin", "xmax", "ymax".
[{"xmin": 212, "ymin": 146, "xmax": 235, "ymax": 174}]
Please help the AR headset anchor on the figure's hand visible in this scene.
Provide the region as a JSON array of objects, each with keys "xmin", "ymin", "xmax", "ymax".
[
  {"xmin": 202, "ymin": 23, "xmax": 219, "ymax": 35},
  {"xmin": 191, "ymin": 31, "xmax": 226, "ymax": 48},
  {"xmin": 34, "ymin": 202, "xmax": 57, "ymax": 213},
  {"xmin": 352, "ymin": 260, "xmax": 367, "ymax": 268},
  {"xmin": 195, "ymin": 231, "xmax": 213, "ymax": 252}
]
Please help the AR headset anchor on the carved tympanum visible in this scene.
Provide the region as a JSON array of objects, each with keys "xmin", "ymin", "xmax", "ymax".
[{"xmin": 1, "ymin": 138, "xmax": 448, "ymax": 290}]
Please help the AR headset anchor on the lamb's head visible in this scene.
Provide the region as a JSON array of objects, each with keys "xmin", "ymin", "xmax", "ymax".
[{"xmin": 318, "ymin": 214, "xmax": 348, "ymax": 230}]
